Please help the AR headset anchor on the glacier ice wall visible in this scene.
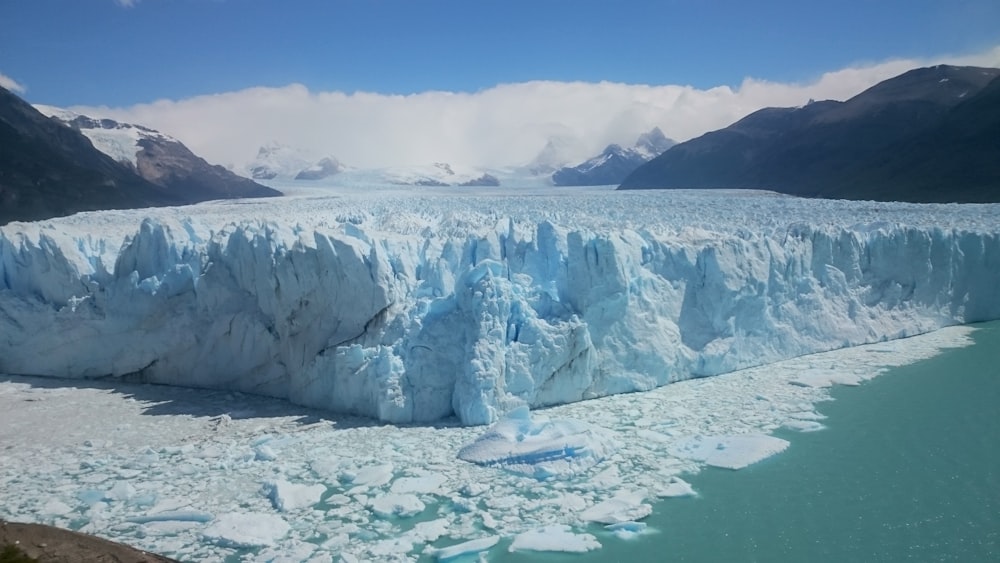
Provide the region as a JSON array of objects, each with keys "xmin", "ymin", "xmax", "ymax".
[{"xmin": 1, "ymin": 194, "xmax": 998, "ymax": 425}]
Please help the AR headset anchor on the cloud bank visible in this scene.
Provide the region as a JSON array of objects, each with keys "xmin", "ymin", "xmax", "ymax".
[
  {"xmin": 0, "ymin": 72, "xmax": 26, "ymax": 94},
  {"xmin": 73, "ymin": 46, "xmax": 1000, "ymax": 171}
]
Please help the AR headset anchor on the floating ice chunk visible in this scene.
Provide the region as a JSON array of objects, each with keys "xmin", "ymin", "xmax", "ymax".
[
  {"xmin": 411, "ymin": 518, "xmax": 450, "ymax": 543},
  {"xmin": 668, "ymin": 435, "xmax": 789, "ymax": 470},
  {"xmin": 350, "ymin": 463, "xmax": 394, "ymax": 487},
  {"xmin": 634, "ymin": 429, "xmax": 673, "ymax": 443},
  {"xmin": 457, "ymin": 406, "xmax": 618, "ymax": 479},
  {"xmin": 126, "ymin": 510, "xmax": 214, "ymax": 524},
  {"xmin": 390, "ymin": 473, "xmax": 447, "ymax": 494},
  {"xmin": 426, "ymin": 536, "xmax": 499, "ymax": 561},
  {"xmin": 605, "ymin": 521, "xmax": 647, "ymax": 540},
  {"xmin": 252, "ymin": 541, "xmax": 318, "ymax": 563},
  {"xmin": 104, "ymin": 481, "xmax": 136, "ymax": 502},
  {"xmin": 140, "ymin": 520, "xmax": 203, "ymax": 535},
  {"xmin": 657, "ymin": 476, "xmax": 697, "ymax": 498},
  {"xmin": 459, "ymin": 482, "xmax": 488, "ymax": 497},
  {"xmin": 202, "ymin": 512, "xmax": 290, "ymax": 548},
  {"xmin": 254, "ymin": 445, "xmax": 279, "ymax": 461},
  {"xmin": 509, "ymin": 524, "xmax": 601, "ymax": 553},
  {"xmin": 783, "ymin": 420, "xmax": 826, "ymax": 432},
  {"xmin": 264, "ymin": 479, "xmax": 327, "ymax": 512},
  {"xmin": 369, "ymin": 493, "xmax": 425, "ymax": 518},
  {"xmin": 40, "ymin": 499, "xmax": 73, "ymax": 516},
  {"xmin": 580, "ymin": 491, "xmax": 652, "ymax": 524},
  {"xmin": 790, "ymin": 370, "xmax": 864, "ymax": 388},
  {"xmin": 77, "ymin": 489, "xmax": 106, "ymax": 506},
  {"xmin": 548, "ymin": 492, "xmax": 588, "ymax": 511}
]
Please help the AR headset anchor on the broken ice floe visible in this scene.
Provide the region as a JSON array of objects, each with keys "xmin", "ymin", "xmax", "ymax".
[{"xmin": 457, "ymin": 406, "xmax": 619, "ymax": 480}]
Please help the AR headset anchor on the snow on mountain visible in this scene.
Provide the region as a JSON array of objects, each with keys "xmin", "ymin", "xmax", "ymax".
[
  {"xmin": 377, "ymin": 162, "xmax": 500, "ymax": 187},
  {"xmin": 552, "ymin": 127, "xmax": 676, "ymax": 186},
  {"xmin": 523, "ymin": 135, "xmax": 587, "ymax": 177},
  {"xmin": 25, "ymin": 103, "xmax": 280, "ymax": 208},
  {"xmin": 293, "ymin": 156, "xmax": 343, "ymax": 181},
  {"xmin": 34, "ymin": 104, "xmax": 177, "ymax": 168},
  {"xmin": 1, "ymin": 188, "xmax": 998, "ymax": 426},
  {"xmin": 246, "ymin": 142, "xmax": 344, "ymax": 181},
  {"xmin": 633, "ymin": 126, "xmax": 675, "ymax": 159}
]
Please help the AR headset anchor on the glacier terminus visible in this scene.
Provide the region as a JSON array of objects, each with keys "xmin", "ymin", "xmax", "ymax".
[{"xmin": 1, "ymin": 185, "xmax": 999, "ymax": 426}]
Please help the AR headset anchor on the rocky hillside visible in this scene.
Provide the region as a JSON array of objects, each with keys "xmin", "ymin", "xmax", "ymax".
[
  {"xmin": 1, "ymin": 86, "xmax": 280, "ymax": 225},
  {"xmin": 39, "ymin": 107, "xmax": 281, "ymax": 203},
  {"xmin": 0, "ymin": 86, "xmax": 180, "ymax": 225},
  {"xmin": 620, "ymin": 65, "xmax": 1000, "ymax": 203}
]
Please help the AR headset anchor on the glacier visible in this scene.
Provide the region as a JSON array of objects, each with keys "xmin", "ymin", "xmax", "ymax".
[{"xmin": 1, "ymin": 186, "xmax": 999, "ymax": 425}]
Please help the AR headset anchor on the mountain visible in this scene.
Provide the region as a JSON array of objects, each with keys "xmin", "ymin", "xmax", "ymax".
[
  {"xmin": 380, "ymin": 162, "xmax": 500, "ymax": 187},
  {"xmin": 619, "ymin": 65, "xmax": 1000, "ymax": 202},
  {"xmin": 523, "ymin": 135, "xmax": 584, "ymax": 176},
  {"xmin": 294, "ymin": 156, "xmax": 344, "ymax": 180},
  {"xmin": 0, "ymin": 86, "xmax": 181, "ymax": 225},
  {"xmin": 552, "ymin": 127, "xmax": 675, "ymax": 186},
  {"xmin": 247, "ymin": 142, "xmax": 344, "ymax": 181},
  {"xmin": 38, "ymin": 106, "xmax": 280, "ymax": 202}
]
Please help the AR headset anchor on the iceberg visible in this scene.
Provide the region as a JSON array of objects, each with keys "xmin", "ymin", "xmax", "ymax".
[
  {"xmin": 509, "ymin": 524, "xmax": 601, "ymax": 553},
  {"xmin": 457, "ymin": 405, "xmax": 618, "ymax": 479},
  {"xmin": 1, "ymin": 188, "xmax": 998, "ymax": 425}
]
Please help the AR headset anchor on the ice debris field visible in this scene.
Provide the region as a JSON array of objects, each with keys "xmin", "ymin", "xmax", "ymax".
[
  {"xmin": 0, "ymin": 327, "xmax": 979, "ymax": 561},
  {"xmin": 0, "ymin": 184, "xmax": 999, "ymax": 560}
]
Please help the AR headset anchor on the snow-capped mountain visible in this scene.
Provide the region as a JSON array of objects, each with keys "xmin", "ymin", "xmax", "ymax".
[
  {"xmin": 552, "ymin": 127, "xmax": 675, "ymax": 186},
  {"xmin": 34, "ymin": 104, "xmax": 177, "ymax": 168},
  {"xmin": 247, "ymin": 143, "xmax": 314, "ymax": 180},
  {"xmin": 294, "ymin": 156, "xmax": 344, "ymax": 181},
  {"xmin": 246, "ymin": 142, "xmax": 344, "ymax": 181},
  {"xmin": 523, "ymin": 135, "xmax": 587, "ymax": 177},
  {"xmin": 377, "ymin": 162, "xmax": 500, "ymax": 187},
  {"xmin": 35, "ymin": 105, "xmax": 280, "ymax": 203}
]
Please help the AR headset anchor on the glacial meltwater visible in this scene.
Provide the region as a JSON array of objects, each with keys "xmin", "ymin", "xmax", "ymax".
[{"xmin": 499, "ymin": 320, "xmax": 1000, "ymax": 562}]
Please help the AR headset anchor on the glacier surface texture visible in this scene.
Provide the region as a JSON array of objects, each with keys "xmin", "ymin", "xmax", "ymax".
[{"xmin": 1, "ymin": 187, "xmax": 998, "ymax": 425}]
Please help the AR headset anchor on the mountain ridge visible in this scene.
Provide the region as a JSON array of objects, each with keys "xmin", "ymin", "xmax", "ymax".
[
  {"xmin": 552, "ymin": 127, "xmax": 675, "ymax": 186},
  {"xmin": 619, "ymin": 65, "xmax": 1000, "ymax": 202},
  {"xmin": 0, "ymin": 87, "xmax": 280, "ymax": 225}
]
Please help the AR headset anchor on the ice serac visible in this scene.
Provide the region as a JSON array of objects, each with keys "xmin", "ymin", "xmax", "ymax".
[{"xmin": 1, "ymin": 205, "xmax": 999, "ymax": 425}]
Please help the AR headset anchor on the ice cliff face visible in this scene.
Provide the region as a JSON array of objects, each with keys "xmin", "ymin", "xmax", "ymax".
[{"xmin": 1, "ymin": 190, "xmax": 998, "ymax": 425}]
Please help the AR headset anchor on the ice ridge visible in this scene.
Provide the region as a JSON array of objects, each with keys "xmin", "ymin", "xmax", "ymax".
[{"xmin": 1, "ymin": 200, "xmax": 999, "ymax": 425}]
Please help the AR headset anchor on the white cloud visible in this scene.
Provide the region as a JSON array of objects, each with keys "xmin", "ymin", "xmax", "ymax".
[
  {"xmin": 72, "ymin": 45, "xmax": 1000, "ymax": 171},
  {"xmin": 0, "ymin": 72, "xmax": 26, "ymax": 95},
  {"xmin": 114, "ymin": 0, "xmax": 140, "ymax": 7}
]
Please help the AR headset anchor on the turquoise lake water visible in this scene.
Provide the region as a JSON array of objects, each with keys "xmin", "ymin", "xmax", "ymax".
[{"xmin": 497, "ymin": 320, "xmax": 1000, "ymax": 562}]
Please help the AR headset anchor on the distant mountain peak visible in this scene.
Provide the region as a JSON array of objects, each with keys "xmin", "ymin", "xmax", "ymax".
[
  {"xmin": 247, "ymin": 143, "xmax": 343, "ymax": 181},
  {"xmin": 551, "ymin": 127, "xmax": 676, "ymax": 186}
]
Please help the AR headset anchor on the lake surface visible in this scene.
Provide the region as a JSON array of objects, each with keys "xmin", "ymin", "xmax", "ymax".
[{"xmin": 499, "ymin": 320, "xmax": 1000, "ymax": 562}]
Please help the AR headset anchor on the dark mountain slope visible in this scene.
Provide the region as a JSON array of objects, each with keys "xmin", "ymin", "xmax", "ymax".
[
  {"xmin": 1, "ymin": 87, "xmax": 281, "ymax": 225},
  {"xmin": 827, "ymin": 74, "xmax": 1000, "ymax": 202},
  {"xmin": 0, "ymin": 86, "xmax": 181, "ymax": 225},
  {"xmin": 49, "ymin": 110, "xmax": 282, "ymax": 203},
  {"xmin": 620, "ymin": 65, "xmax": 1000, "ymax": 202}
]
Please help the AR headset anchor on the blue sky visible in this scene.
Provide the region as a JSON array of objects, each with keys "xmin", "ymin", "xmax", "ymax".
[
  {"xmin": 4, "ymin": 1, "xmax": 1000, "ymax": 169},
  {"xmin": 4, "ymin": 0, "xmax": 1000, "ymax": 107}
]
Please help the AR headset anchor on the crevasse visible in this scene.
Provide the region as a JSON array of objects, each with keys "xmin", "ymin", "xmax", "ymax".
[{"xmin": 1, "ymin": 208, "xmax": 998, "ymax": 425}]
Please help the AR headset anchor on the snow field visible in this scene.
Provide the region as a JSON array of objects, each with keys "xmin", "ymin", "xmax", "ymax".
[{"xmin": 0, "ymin": 325, "xmax": 976, "ymax": 561}]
